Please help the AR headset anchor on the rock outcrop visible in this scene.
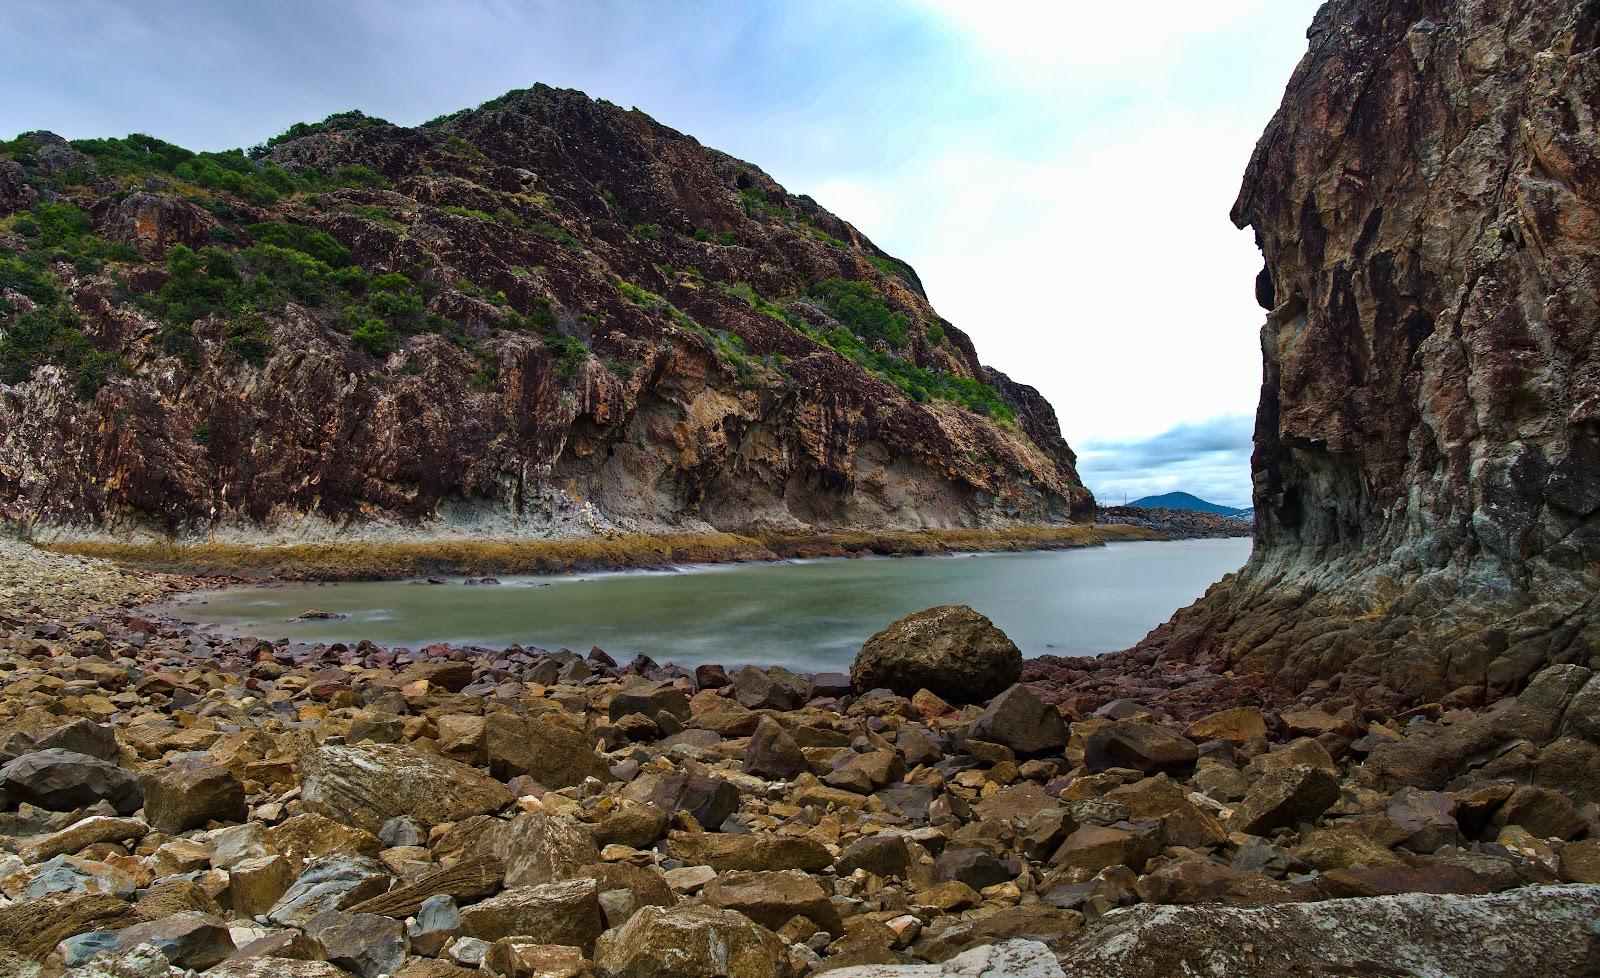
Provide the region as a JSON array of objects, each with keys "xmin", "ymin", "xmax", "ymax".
[
  {"xmin": 0, "ymin": 88, "xmax": 1091, "ymax": 543},
  {"xmin": 1128, "ymin": 0, "xmax": 1600, "ymax": 708}
]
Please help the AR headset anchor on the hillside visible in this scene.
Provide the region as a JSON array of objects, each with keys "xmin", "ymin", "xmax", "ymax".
[
  {"xmin": 0, "ymin": 86, "xmax": 1092, "ymax": 543},
  {"xmin": 1127, "ymin": 492, "xmax": 1248, "ymax": 517}
]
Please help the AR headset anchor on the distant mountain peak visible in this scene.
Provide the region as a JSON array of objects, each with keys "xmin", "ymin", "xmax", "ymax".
[{"xmin": 1127, "ymin": 492, "xmax": 1248, "ymax": 517}]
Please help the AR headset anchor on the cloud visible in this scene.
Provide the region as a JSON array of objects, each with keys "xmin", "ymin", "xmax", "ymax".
[{"xmin": 1076, "ymin": 414, "xmax": 1254, "ymax": 508}]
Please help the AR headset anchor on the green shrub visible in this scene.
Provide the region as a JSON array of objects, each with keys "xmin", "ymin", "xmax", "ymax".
[
  {"xmin": 0, "ymin": 303, "xmax": 114, "ymax": 398},
  {"xmin": 530, "ymin": 221, "xmax": 579, "ymax": 250},
  {"xmin": 630, "ymin": 223, "xmax": 661, "ymax": 240},
  {"xmin": 925, "ymin": 321, "xmax": 945, "ymax": 343},
  {"xmin": 246, "ymin": 221, "xmax": 352, "ymax": 267},
  {"xmin": 810, "ymin": 278, "xmax": 909, "ymax": 347}
]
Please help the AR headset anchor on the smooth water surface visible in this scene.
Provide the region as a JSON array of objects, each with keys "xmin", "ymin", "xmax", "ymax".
[{"xmin": 158, "ymin": 538, "xmax": 1251, "ymax": 672}]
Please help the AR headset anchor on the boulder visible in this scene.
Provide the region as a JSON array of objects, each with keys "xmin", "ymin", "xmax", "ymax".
[
  {"xmin": 1228, "ymin": 765, "xmax": 1339, "ymax": 835},
  {"xmin": 969, "ymin": 684, "xmax": 1067, "ymax": 757},
  {"xmin": 268, "ymin": 854, "xmax": 392, "ymax": 927},
  {"xmin": 592, "ymin": 904, "xmax": 791, "ymax": 978},
  {"xmin": 301, "ymin": 742, "xmax": 512, "ymax": 832},
  {"xmin": 407, "ymin": 894, "xmax": 461, "ymax": 957},
  {"xmin": 765, "ymin": 939, "xmax": 1063, "ymax": 977},
  {"xmin": 1132, "ymin": 856, "xmax": 1297, "ymax": 905},
  {"xmin": 637, "ymin": 771, "xmax": 741, "ymax": 829},
  {"xmin": 486, "ymin": 811, "xmax": 601, "ymax": 888},
  {"xmin": 934, "ymin": 848, "xmax": 1013, "ymax": 891},
  {"xmin": 91, "ymin": 191, "xmax": 215, "ymax": 257},
  {"xmin": 0, "ymin": 749, "xmax": 142, "ymax": 815},
  {"xmin": 837, "ymin": 834, "xmax": 913, "ymax": 880},
  {"xmin": 851, "ymin": 606, "xmax": 1021, "ymax": 704},
  {"xmin": 459, "ymin": 879, "xmax": 604, "ymax": 952},
  {"xmin": 19, "ymin": 815, "xmax": 147, "ymax": 863},
  {"xmin": 141, "ymin": 758, "xmax": 246, "ymax": 833},
  {"xmin": 731, "ymin": 666, "xmax": 813, "ymax": 711},
  {"xmin": 666, "ymin": 831, "xmax": 832, "ymax": 872},
  {"xmin": 1185, "ymin": 707, "xmax": 1268, "ymax": 744},
  {"xmin": 484, "ymin": 940, "xmax": 588, "ymax": 978},
  {"xmin": 305, "ymin": 910, "xmax": 410, "ymax": 978},
  {"xmin": 1050, "ymin": 884, "xmax": 1600, "ymax": 978},
  {"xmin": 744, "ymin": 717, "xmax": 806, "ymax": 780},
  {"xmin": 1491, "ymin": 785, "xmax": 1586, "ymax": 841},
  {"xmin": 1083, "ymin": 722, "xmax": 1198, "ymax": 774},
  {"xmin": 702, "ymin": 869, "xmax": 843, "ymax": 934},
  {"xmin": 109, "ymin": 911, "xmax": 235, "ymax": 969},
  {"xmin": 485, "ymin": 713, "xmax": 613, "ymax": 788},
  {"xmin": 610, "ymin": 680, "xmax": 691, "ymax": 720}
]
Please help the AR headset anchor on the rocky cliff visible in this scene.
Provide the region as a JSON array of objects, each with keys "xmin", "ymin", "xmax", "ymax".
[
  {"xmin": 0, "ymin": 87, "xmax": 1090, "ymax": 542},
  {"xmin": 1142, "ymin": 0, "xmax": 1600, "ymax": 708}
]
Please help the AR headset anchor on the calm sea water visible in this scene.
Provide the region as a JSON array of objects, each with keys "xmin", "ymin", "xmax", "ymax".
[{"xmin": 157, "ymin": 538, "xmax": 1251, "ymax": 672}]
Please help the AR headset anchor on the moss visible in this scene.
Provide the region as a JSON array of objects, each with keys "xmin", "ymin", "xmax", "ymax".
[{"xmin": 47, "ymin": 524, "xmax": 1162, "ymax": 580}]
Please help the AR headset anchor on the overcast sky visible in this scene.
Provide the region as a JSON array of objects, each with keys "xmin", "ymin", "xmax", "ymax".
[{"xmin": 4, "ymin": 0, "xmax": 1322, "ymax": 508}]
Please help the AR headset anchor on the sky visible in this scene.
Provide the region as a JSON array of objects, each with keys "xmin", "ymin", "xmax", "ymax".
[{"xmin": 3, "ymin": 0, "xmax": 1323, "ymax": 508}]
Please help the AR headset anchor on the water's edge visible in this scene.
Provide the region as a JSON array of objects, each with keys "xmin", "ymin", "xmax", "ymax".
[{"xmin": 53, "ymin": 523, "xmax": 1180, "ymax": 581}]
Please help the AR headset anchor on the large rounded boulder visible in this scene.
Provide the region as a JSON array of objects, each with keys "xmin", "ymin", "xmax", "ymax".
[{"xmin": 850, "ymin": 605, "xmax": 1021, "ymax": 704}]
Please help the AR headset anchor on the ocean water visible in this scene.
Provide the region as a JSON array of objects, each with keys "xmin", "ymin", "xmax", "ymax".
[{"xmin": 157, "ymin": 537, "xmax": 1252, "ymax": 672}]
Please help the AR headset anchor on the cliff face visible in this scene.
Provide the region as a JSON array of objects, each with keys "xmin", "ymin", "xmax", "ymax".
[
  {"xmin": 1147, "ymin": 0, "xmax": 1600, "ymax": 706},
  {"xmin": 0, "ymin": 88, "xmax": 1090, "ymax": 541}
]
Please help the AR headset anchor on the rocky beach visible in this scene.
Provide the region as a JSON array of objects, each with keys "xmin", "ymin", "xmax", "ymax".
[
  {"xmin": 1, "ymin": 536, "xmax": 1598, "ymax": 977},
  {"xmin": 3, "ymin": 0, "xmax": 1600, "ymax": 974}
]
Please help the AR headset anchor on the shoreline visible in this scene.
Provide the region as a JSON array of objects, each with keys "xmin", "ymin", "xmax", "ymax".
[{"xmin": 36, "ymin": 522, "xmax": 1168, "ymax": 582}]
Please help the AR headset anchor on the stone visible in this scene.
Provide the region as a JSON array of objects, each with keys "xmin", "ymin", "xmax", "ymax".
[
  {"xmin": 484, "ymin": 939, "xmax": 587, "ymax": 978},
  {"xmin": 459, "ymin": 879, "xmax": 604, "ymax": 952},
  {"xmin": 19, "ymin": 815, "xmax": 147, "ymax": 863},
  {"xmin": 637, "ymin": 772, "xmax": 741, "ymax": 829},
  {"xmin": 590, "ymin": 805, "xmax": 670, "ymax": 849},
  {"xmin": 1082, "ymin": 722, "xmax": 1198, "ymax": 775},
  {"xmin": 1050, "ymin": 826, "xmax": 1142, "ymax": 875},
  {"xmin": 1316, "ymin": 865, "xmax": 1489, "ymax": 899},
  {"xmin": 702, "ymin": 869, "xmax": 842, "ymax": 934},
  {"xmin": 823, "ymin": 750, "xmax": 906, "ymax": 793},
  {"xmin": 487, "ymin": 811, "xmax": 602, "ymax": 888},
  {"xmin": 408, "ymin": 894, "xmax": 463, "ymax": 957},
  {"xmin": 1491, "ymin": 785, "xmax": 1586, "ymax": 840},
  {"xmin": 912, "ymin": 905, "xmax": 1084, "ymax": 962},
  {"xmin": 33, "ymin": 719, "xmax": 120, "ymax": 761},
  {"xmin": 23, "ymin": 855, "xmax": 136, "ymax": 900},
  {"xmin": 1290, "ymin": 828, "xmax": 1406, "ymax": 873},
  {"xmin": 0, "ymin": 892, "xmax": 135, "ymax": 961},
  {"xmin": 1228, "ymin": 765, "xmax": 1339, "ymax": 835},
  {"xmin": 933, "ymin": 848, "xmax": 1012, "ymax": 891},
  {"xmin": 1052, "ymin": 885, "xmax": 1600, "ymax": 978},
  {"xmin": 744, "ymin": 717, "xmax": 805, "ymax": 780},
  {"xmin": 969, "ymin": 684, "xmax": 1067, "ymax": 757},
  {"xmin": 1559, "ymin": 839, "xmax": 1600, "ymax": 884},
  {"xmin": 269, "ymin": 813, "xmax": 385, "ymax": 865},
  {"xmin": 851, "ymin": 606, "xmax": 1022, "ymax": 704},
  {"xmin": 666, "ymin": 831, "xmax": 832, "ymax": 872},
  {"xmin": 300, "ymin": 742, "xmax": 513, "ymax": 832},
  {"xmin": 486, "ymin": 713, "xmax": 613, "ymax": 789},
  {"xmin": 229, "ymin": 855, "xmax": 295, "ymax": 917},
  {"xmin": 822, "ymin": 939, "xmax": 1064, "ymax": 977},
  {"xmin": 1385, "ymin": 787, "xmax": 1460, "ymax": 853},
  {"xmin": 141, "ymin": 758, "xmax": 246, "ymax": 833},
  {"xmin": 591, "ymin": 904, "xmax": 790, "ymax": 978},
  {"xmin": 0, "ymin": 749, "xmax": 142, "ymax": 815},
  {"xmin": 211, "ymin": 959, "xmax": 355, "ymax": 978},
  {"xmin": 837, "ymin": 833, "xmax": 913, "ymax": 880},
  {"xmin": 1184, "ymin": 707, "xmax": 1267, "ymax": 744},
  {"xmin": 1132, "ymin": 856, "xmax": 1296, "ymax": 905},
  {"xmin": 110, "ymin": 911, "xmax": 235, "ymax": 969},
  {"xmin": 663, "ymin": 865, "xmax": 718, "ymax": 895},
  {"xmin": 268, "ymin": 854, "xmax": 392, "ymax": 927},
  {"xmin": 305, "ymin": 910, "xmax": 409, "ymax": 978},
  {"xmin": 731, "ymin": 665, "xmax": 813, "ymax": 711},
  {"xmin": 610, "ymin": 680, "xmax": 690, "ymax": 721}
]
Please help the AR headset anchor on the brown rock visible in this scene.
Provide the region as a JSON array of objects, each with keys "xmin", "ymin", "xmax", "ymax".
[
  {"xmin": 460, "ymin": 879, "xmax": 605, "ymax": 952},
  {"xmin": 592, "ymin": 904, "xmax": 791, "ymax": 978},
  {"xmin": 666, "ymin": 831, "xmax": 831, "ymax": 872},
  {"xmin": 1228, "ymin": 765, "xmax": 1339, "ymax": 835},
  {"xmin": 1083, "ymin": 721, "xmax": 1198, "ymax": 775},
  {"xmin": 702, "ymin": 869, "xmax": 842, "ymax": 935},
  {"xmin": 486, "ymin": 713, "xmax": 613, "ymax": 789},
  {"xmin": 301, "ymin": 742, "xmax": 512, "ymax": 832},
  {"xmin": 1185, "ymin": 707, "xmax": 1268, "ymax": 744},
  {"xmin": 142, "ymin": 757, "xmax": 247, "ymax": 834},
  {"xmin": 850, "ymin": 606, "xmax": 1022, "ymax": 704}
]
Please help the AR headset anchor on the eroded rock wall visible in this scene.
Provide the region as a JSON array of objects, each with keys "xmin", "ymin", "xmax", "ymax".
[{"xmin": 1146, "ymin": 0, "xmax": 1600, "ymax": 707}]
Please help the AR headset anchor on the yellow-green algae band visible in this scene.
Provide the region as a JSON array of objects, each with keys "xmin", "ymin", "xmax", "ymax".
[{"xmin": 42, "ymin": 524, "xmax": 1163, "ymax": 581}]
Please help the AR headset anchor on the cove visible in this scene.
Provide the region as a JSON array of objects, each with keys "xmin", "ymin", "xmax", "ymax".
[{"xmin": 158, "ymin": 537, "xmax": 1251, "ymax": 673}]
